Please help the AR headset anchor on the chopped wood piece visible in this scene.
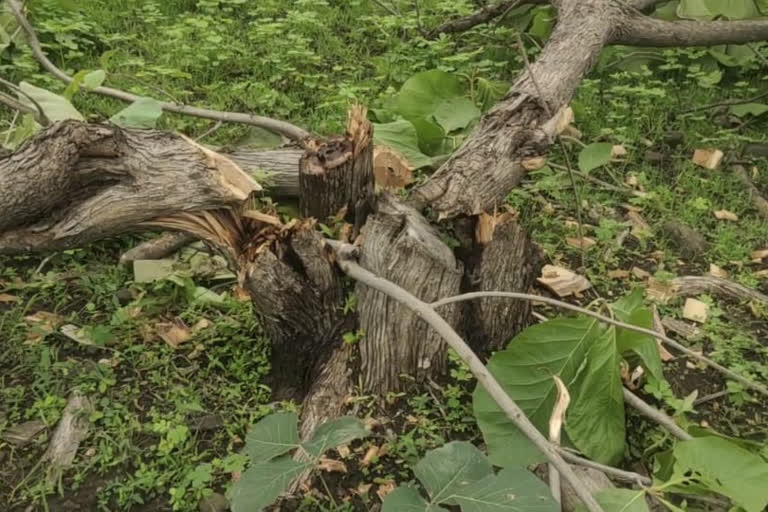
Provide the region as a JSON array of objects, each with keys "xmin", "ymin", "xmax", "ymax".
[
  {"xmin": 646, "ymin": 277, "xmax": 677, "ymax": 303},
  {"xmin": 373, "ymin": 146, "xmax": 413, "ymax": 189},
  {"xmin": 751, "ymin": 248, "xmax": 768, "ymax": 261},
  {"xmin": 707, "ymin": 264, "xmax": 728, "ymax": 279},
  {"xmin": 537, "ymin": 265, "xmax": 592, "ymax": 297},
  {"xmin": 631, "ymin": 267, "xmax": 651, "ymax": 280},
  {"xmin": 566, "ymin": 237, "xmax": 596, "ymax": 249},
  {"xmin": 555, "ymin": 106, "xmax": 575, "ymax": 135},
  {"xmin": 608, "ymin": 269, "xmax": 630, "ymax": 279},
  {"xmin": 44, "ymin": 392, "xmax": 93, "ymax": 485},
  {"xmin": 713, "ymin": 209, "xmax": 738, "ymax": 221},
  {"xmin": 683, "ymin": 298, "xmax": 709, "ymax": 323},
  {"xmin": 662, "ymin": 317, "xmax": 702, "ymax": 341},
  {"xmin": 692, "ymin": 148, "xmax": 723, "ymax": 170},
  {"xmin": 1, "ymin": 420, "xmax": 46, "ymax": 446},
  {"xmin": 522, "ymin": 156, "xmax": 547, "ymax": 170},
  {"xmin": 612, "ymin": 145, "xmax": 628, "ymax": 157}
]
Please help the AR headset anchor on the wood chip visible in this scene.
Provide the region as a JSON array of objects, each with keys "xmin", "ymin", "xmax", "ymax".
[
  {"xmin": 750, "ymin": 248, "xmax": 768, "ymax": 261},
  {"xmin": 156, "ymin": 321, "xmax": 191, "ymax": 348},
  {"xmin": 361, "ymin": 446, "xmax": 380, "ymax": 466},
  {"xmin": 376, "ymin": 481, "xmax": 396, "ymax": 500},
  {"xmin": 626, "ymin": 211, "xmax": 651, "ymax": 236},
  {"xmin": 608, "ymin": 269, "xmax": 630, "ymax": 279},
  {"xmin": 707, "ymin": 264, "xmax": 729, "ymax": 279},
  {"xmin": 682, "ymin": 298, "xmax": 709, "ymax": 323},
  {"xmin": 646, "ymin": 277, "xmax": 677, "ymax": 303},
  {"xmin": 373, "ymin": 146, "xmax": 413, "ymax": 189},
  {"xmin": 566, "ymin": 237, "xmax": 596, "ymax": 249},
  {"xmin": 537, "ymin": 265, "xmax": 592, "ymax": 297},
  {"xmin": 692, "ymin": 148, "xmax": 723, "ymax": 170},
  {"xmin": 662, "ymin": 317, "xmax": 702, "ymax": 341},
  {"xmin": 554, "ymin": 106, "xmax": 575, "ymax": 134},
  {"xmin": 631, "ymin": 267, "xmax": 651, "ymax": 280},
  {"xmin": 522, "ymin": 156, "xmax": 547, "ymax": 170},
  {"xmin": 0, "ymin": 293, "xmax": 20, "ymax": 303},
  {"xmin": 241, "ymin": 210, "xmax": 283, "ymax": 226},
  {"xmin": 612, "ymin": 145, "xmax": 628, "ymax": 157},
  {"xmin": 713, "ymin": 209, "xmax": 738, "ymax": 221},
  {"xmin": 755, "ymin": 269, "xmax": 768, "ymax": 279},
  {"xmin": 317, "ymin": 457, "xmax": 347, "ymax": 473}
]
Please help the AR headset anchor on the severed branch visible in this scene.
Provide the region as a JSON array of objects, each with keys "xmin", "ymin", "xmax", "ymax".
[
  {"xmin": 616, "ymin": 14, "xmax": 768, "ymax": 47},
  {"xmin": 327, "ymin": 240, "xmax": 606, "ymax": 512},
  {"xmin": 430, "ymin": 292, "xmax": 768, "ymax": 397},
  {"xmin": 6, "ymin": 0, "xmax": 309, "ymax": 142}
]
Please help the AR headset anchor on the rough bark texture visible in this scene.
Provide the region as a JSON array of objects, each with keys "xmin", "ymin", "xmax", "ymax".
[
  {"xmin": 243, "ymin": 224, "xmax": 354, "ymax": 399},
  {"xmin": 0, "ymin": 121, "xmax": 259, "ymax": 254},
  {"xmin": 299, "ymin": 106, "xmax": 374, "ymax": 227},
  {"xmin": 462, "ymin": 212, "xmax": 541, "ymax": 352},
  {"xmin": 412, "ymin": 0, "xmax": 622, "ymax": 219},
  {"xmin": 356, "ymin": 194, "xmax": 463, "ymax": 393},
  {"xmin": 615, "ymin": 15, "xmax": 768, "ymax": 47}
]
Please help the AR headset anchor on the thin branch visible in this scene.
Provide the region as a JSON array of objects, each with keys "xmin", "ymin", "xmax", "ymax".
[
  {"xmin": 327, "ymin": 240, "xmax": 605, "ymax": 512},
  {"xmin": 0, "ymin": 90, "xmax": 35, "ymax": 115},
  {"xmin": 680, "ymin": 90, "xmax": 768, "ymax": 115},
  {"xmin": 428, "ymin": 0, "xmax": 546, "ymax": 38},
  {"xmin": 693, "ymin": 390, "xmax": 729, "ymax": 406},
  {"xmin": 557, "ymin": 449, "xmax": 651, "ymax": 486},
  {"xmin": 430, "ymin": 292, "xmax": 768, "ymax": 397},
  {"xmin": 622, "ymin": 388, "xmax": 693, "ymax": 442},
  {"xmin": 615, "ymin": 14, "xmax": 768, "ymax": 47},
  {"xmin": 6, "ymin": 0, "xmax": 309, "ymax": 141},
  {"xmin": 0, "ymin": 76, "xmax": 50, "ymax": 125}
]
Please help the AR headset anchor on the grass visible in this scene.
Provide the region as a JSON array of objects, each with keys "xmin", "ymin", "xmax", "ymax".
[{"xmin": 1, "ymin": 0, "xmax": 767, "ymax": 510}]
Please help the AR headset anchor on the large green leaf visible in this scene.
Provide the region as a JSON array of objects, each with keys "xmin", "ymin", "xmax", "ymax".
[
  {"xmin": 578, "ymin": 142, "xmax": 613, "ymax": 173},
  {"xmin": 229, "ymin": 456, "xmax": 311, "ymax": 512},
  {"xmin": 18, "ymin": 81, "xmax": 84, "ymax": 122},
  {"xmin": 392, "ymin": 70, "xmax": 480, "ymax": 134},
  {"xmin": 110, "ymin": 97, "xmax": 163, "ymax": 128},
  {"xmin": 575, "ymin": 489, "xmax": 649, "ymax": 512},
  {"xmin": 528, "ymin": 6, "xmax": 555, "ymax": 39},
  {"xmin": 610, "ymin": 289, "xmax": 664, "ymax": 381},
  {"xmin": 373, "ymin": 120, "xmax": 433, "ymax": 169},
  {"xmin": 565, "ymin": 326, "xmax": 626, "ymax": 464},
  {"xmin": 382, "ymin": 486, "xmax": 443, "ymax": 512},
  {"xmin": 302, "ymin": 416, "xmax": 369, "ymax": 458},
  {"xmin": 730, "ymin": 102, "xmax": 768, "ymax": 117},
  {"xmin": 473, "ymin": 317, "xmax": 601, "ymax": 466},
  {"xmin": 244, "ymin": 412, "xmax": 299, "ymax": 464},
  {"xmin": 679, "ymin": 0, "xmax": 760, "ymax": 18},
  {"xmin": 758, "ymin": 0, "xmax": 768, "ymax": 14},
  {"xmin": 672, "ymin": 437, "xmax": 768, "ymax": 512},
  {"xmin": 453, "ymin": 466, "xmax": 559, "ymax": 512},
  {"xmin": 413, "ymin": 442, "xmax": 494, "ymax": 505},
  {"xmin": 410, "ymin": 117, "xmax": 447, "ymax": 155}
]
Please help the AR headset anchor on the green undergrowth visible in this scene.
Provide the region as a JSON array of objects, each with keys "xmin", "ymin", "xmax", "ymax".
[{"xmin": 1, "ymin": 0, "xmax": 768, "ymax": 511}]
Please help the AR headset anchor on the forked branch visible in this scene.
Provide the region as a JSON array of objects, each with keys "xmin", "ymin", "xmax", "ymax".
[{"xmin": 5, "ymin": 0, "xmax": 309, "ymax": 142}]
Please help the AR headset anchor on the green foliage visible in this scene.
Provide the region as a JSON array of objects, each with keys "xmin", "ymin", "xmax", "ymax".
[
  {"xmin": 19, "ymin": 81, "xmax": 83, "ymax": 121},
  {"xmin": 229, "ymin": 412, "xmax": 370, "ymax": 512},
  {"xmin": 381, "ymin": 441, "xmax": 558, "ymax": 512},
  {"xmin": 109, "ymin": 97, "xmax": 164, "ymax": 128},
  {"xmin": 575, "ymin": 489, "xmax": 649, "ymax": 512},
  {"xmin": 578, "ymin": 142, "xmax": 614, "ymax": 173}
]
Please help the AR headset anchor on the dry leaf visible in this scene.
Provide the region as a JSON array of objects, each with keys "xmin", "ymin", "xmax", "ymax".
[
  {"xmin": 361, "ymin": 446, "xmax": 379, "ymax": 466},
  {"xmin": 713, "ymin": 210, "xmax": 738, "ymax": 221},
  {"xmin": 627, "ymin": 211, "xmax": 651, "ymax": 234},
  {"xmin": 707, "ymin": 264, "xmax": 728, "ymax": 279},
  {"xmin": 566, "ymin": 237, "xmax": 596, "ymax": 249},
  {"xmin": 692, "ymin": 148, "xmax": 723, "ymax": 170},
  {"xmin": 548, "ymin": 376, "xmax": 570, "ymax": 444},
  {"xmin": 317, "ymin": 457, "xmax": 347, "ymax": 474},
  {"xmin": 522, "ymin": 156, "xmax": 547, "ymax": 170},
  {"xmin": 376, "ymin": 481, "xmax": 396, "ymax": 501},
  {"xmin": 683, "ymin": 298, "xmax": 709, "ymax": 324},
  {"xmin": 0, "ymin": 293, "xmax": 20, "ymax": 303},
  {"xmin": 373, "ymin": 146, "xmax": 413, "ymax": 189},
  {"xmin": 156, "ymin": 321, "xmax": 191, "ymax": 348},
  {"xmin": 608, "ymin": 269, "xmax": 630, "ymax": 280},
  {"xmin": 612, "ymin": 145, "xmax": 628, "ymax": 157},
  {"xmin": 537, "ymin": 265, "xmax": 592, "ymax": 297},
  {"xmin": 25, "ymin": 311, "xmax": 65, "ymax": 343}
]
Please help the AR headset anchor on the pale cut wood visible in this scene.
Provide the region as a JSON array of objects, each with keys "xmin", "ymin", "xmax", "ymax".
[
  {"xmin": 538, "ymin": 265, "xmax": 592, "ymax": 297},
  {"xmin": 683, "ymin": 298, "xmax": 709, "ymax": 324}
]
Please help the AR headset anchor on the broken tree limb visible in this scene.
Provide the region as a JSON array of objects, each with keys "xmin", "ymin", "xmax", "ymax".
[
  {"xmin": 615, "ymin": 14, "xmax": 768, "ymax": 47},
  {"xmin": 670, "ymin": 276, "xmax": 768, "ymax": 305},
  {"xmin": 430, "ymin": 291, "xmax": 768, "ymax": 397},
  {"xmin": 0, "ymin": 121, "xmax": 259, "ymax": 254},
  {"xmin": 328, "ymin": 240, "xmax": 605, "ymax": 512},
  {"xmin": 119, "ymin": 232, "xmax": 198, "ymax": 264},
  {"xmin": 6, "ymin": 0, "xmax": 309, "ymax": 142}
]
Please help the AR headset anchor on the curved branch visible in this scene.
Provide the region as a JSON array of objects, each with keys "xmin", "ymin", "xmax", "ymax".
[
  {"xmin": 615, "ymin": 15, "xmax": 768, "ymax": 47},
  {"xmin": 6, "ymin": 0, "xmax": 310, "ymax": 142}
]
